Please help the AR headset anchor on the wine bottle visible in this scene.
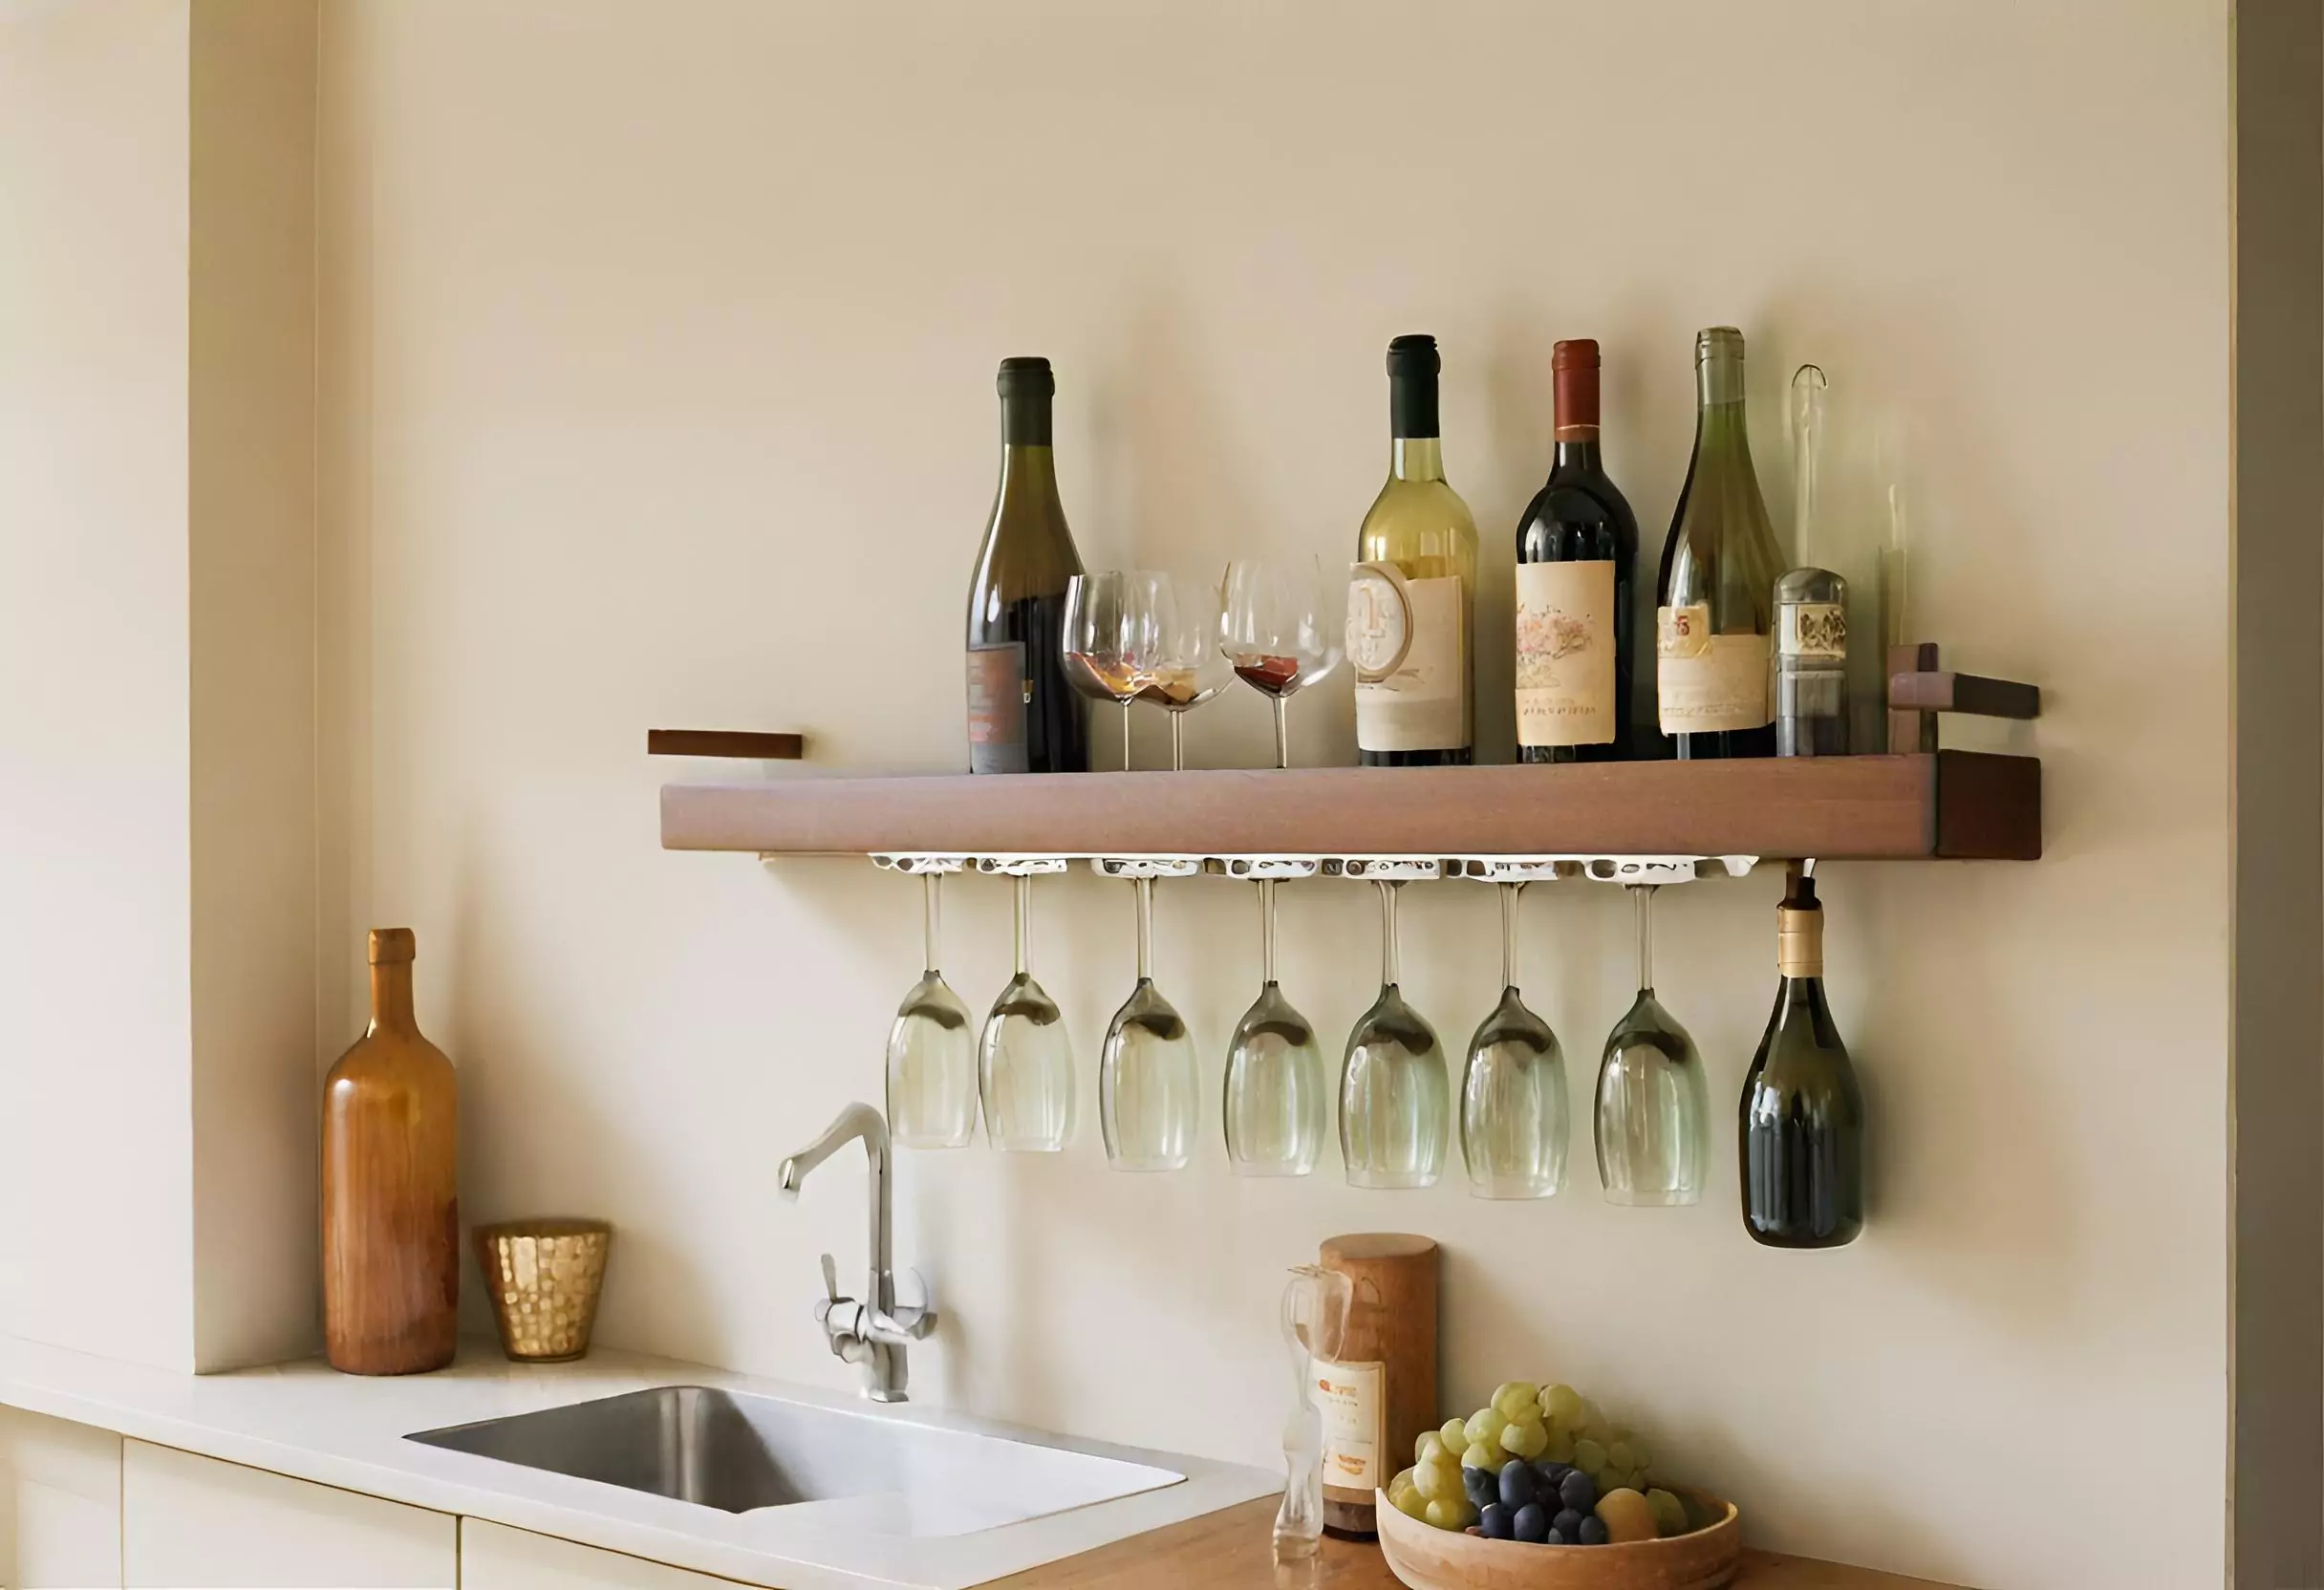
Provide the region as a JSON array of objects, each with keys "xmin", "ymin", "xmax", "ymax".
[
  {"xmin": 1654, "ymin": 328, "xmax": 1782, "ymax": 759},
  {"xmin": 966, "ymin": 356, "xmax": 1089, "ymax": 774},
  {"xmin": 1349, "ymin": 334, "xmax": 1477, "ymax": 767},
  {"xmin": 1739, "ymin": 867, "xmax": 1864, "ymax": 1249},
  {"xmin": 1775, "ymin": 364, "xmax": 1850, "ymax": 756},
  {"xmin": 1516, "ymin": 339, "xmax": 1639, "ymax": 763}
]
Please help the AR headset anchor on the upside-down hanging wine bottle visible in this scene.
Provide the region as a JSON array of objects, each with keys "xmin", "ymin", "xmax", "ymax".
[
  {"xmin": 1655, "ymin": 328, "xmax": 1781, "ymax": 759},
  {"xmin": 966, "ymin": 357, "xmax": 1089, "ymax": 774},
  {"xmin": 1739, "ymin": 866, "xmax": 1864, "ymax": 1247}
]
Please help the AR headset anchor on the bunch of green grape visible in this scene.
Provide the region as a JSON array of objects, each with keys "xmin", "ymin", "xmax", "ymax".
[{"xmin": 1386, "ymin": 1380, "xmax": 1661, "ymax": 1531}]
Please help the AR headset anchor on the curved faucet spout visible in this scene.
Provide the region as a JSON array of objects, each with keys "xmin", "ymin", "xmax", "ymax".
[{"xmin": 776, "ymin": 1102, "xmax": 894, "ymax": 1329}]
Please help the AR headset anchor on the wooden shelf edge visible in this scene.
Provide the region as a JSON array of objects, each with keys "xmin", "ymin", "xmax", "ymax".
[{"xmin": 658, "ymin": 751, "xmax": 2039, "ymax": 863}]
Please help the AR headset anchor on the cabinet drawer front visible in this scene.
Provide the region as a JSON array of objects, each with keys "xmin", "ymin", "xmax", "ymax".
[
  {"xmin": 463, "ymin": 1518, "xmax": 752, "ymax": 1589},
  {"xmin": 123, "ymin": 1441, "xmax": 455, "ymax": 1588}
]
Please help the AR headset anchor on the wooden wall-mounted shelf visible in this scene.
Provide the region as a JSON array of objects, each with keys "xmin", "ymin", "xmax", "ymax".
[{"xmin": 658, "ymin": 751, "xmax": 2039, "ymax": 862}]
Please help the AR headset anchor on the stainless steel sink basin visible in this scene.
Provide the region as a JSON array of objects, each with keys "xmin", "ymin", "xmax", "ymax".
[{"xmin": 408, "ymin": 1386, "xmax": 1183, "ymax": 1536}]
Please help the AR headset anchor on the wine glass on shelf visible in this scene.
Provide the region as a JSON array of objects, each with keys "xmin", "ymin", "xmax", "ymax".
[
  {"xmin": 1219, "ymin": 556, "xmax": 1345, "ymax": 769},
  {"xmin": 1459, "ymin": 879, "xmax": 1568, "ymax": 1199},
  {"xmin": 1139, "ymin": 574, "xmax": 1228, "ymax": 771},
  {"xmin": 1098, "ymin": 858, "xmax": 1200, "ymax": 1171},
  {"xmin": 975, "ymin": 858, "xmax": 1072, "ymax": 1152},
  {"xmin": 884, "ymin": 860, "xmax": 977, "ymax": 1150},
  {"xmin": 1595, "ymin": 884, "xmax": 1710, "ymax": 1204},
  {"xmin": 1222, "ymin": 863, "xmax": 1327, "ymax": 1177},
  {"xmin": 1339, "ymin": 873, "xmax": 1449, "ymax": 1189},
  {"xmin": 1063, "ymin": 571, "xmax": 1163, "ymax": 772}
]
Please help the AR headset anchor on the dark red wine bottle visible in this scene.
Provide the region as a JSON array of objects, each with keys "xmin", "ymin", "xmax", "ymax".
[{"xmin": 966, "ymin": 357, "xmax": 1089, "ymax": 774}]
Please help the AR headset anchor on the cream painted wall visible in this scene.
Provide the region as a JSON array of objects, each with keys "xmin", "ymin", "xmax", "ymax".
[
  {"xmin": 315, "ymin": 4, "xmax": 2230, "ymax": 1586},
  {"xmin": 0, "ymin": 0, "xmax": 198, "ymax": 1372}
]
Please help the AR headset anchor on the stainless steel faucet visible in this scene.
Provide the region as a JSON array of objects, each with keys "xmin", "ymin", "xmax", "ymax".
[{"xmin": 777, "ymin": 1103, "xmax": 936, "ymax": 1403}]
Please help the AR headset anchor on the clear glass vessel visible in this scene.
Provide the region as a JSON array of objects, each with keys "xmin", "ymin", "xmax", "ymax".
[
  {"xmin": 1459, "ymin": 882, "xmax": 1568, "ymax": 1198},
  {"xmin": 978, "ymin": 871, "xmax": 1073, "ymax": 1152},
  {"xmin": 1223, "ymin": 878, "xmax": 1327, "ymax": 1176},
  {"xmin": 1595, "ymin": 884, "xmax": 1710, "ymax": 1203},
  {"xmin": 886, "ymin": 871, "xmax": 978, "ymax": 1149},
  {"xmin": 1139, "ymin": 573, "xmax": 1228, "ymax": 770},
  {"xmin": 1099, "ymin": 874, "xmax": 1199, "ymax": 1171},
  {"xmin": 1062, "ymin": 570, "xmax": 1164, "ymax": 771},
  {"xmin": 1219, "ymin": 556, "xmax": 1345, "ymax": 768},
  {"xmin": 1275, "ymin": 1264, "xmax": 1354, "ymax": 1562},
  {"xmin": 1339, "ymin": 880, "xmax": 1449, "ymax": 1189}
]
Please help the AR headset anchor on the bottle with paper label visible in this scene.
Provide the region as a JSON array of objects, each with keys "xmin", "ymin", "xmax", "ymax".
[
  {"xmin": 1350, "ymin": 334, "xmax": 1477, "ymax": 766},
  {"xmin": 1654, "ymin": 327, "xmax": 1782, "ymax": 758},
  {"xmin": 1516, "ymin": 338, "xmax": 1640, "ymax": 762}
]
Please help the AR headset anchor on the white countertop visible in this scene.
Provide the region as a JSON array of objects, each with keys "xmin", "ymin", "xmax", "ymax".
[{"xmin": 0, "ymin": 1334, "xmax": 1278, "ymax": 1588}]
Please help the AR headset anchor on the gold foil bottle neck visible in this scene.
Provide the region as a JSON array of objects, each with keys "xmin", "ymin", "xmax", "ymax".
[{"xmin": 1777, "ymin": 905, "xmax": 1823, "ymax": 978}]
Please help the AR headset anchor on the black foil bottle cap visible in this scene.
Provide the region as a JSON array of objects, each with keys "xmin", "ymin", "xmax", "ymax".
[
  {"xmin": 997, "ymin": 355, "xmax": 1055, "ymax": 399},
  {"xmin": 1387, "ymin": 333, "xmax": 1441, "ymax": 439}
]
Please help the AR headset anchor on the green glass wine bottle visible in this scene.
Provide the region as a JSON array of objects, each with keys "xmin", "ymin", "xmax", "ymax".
[{"xmin": 1738, "ymin": 866, "xmax": 1864, "ymax": 1248}]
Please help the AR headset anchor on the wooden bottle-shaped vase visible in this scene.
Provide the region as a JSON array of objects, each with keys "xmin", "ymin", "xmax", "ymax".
[{"xmin": 322, "ymin": 928, "xmax": 459, "ymax": 1374}]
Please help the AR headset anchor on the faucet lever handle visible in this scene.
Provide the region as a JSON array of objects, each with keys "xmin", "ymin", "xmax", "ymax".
[
  {"xmin": 819, "ymin": 1252, "xmax": 842, "ymax": 1304},
  {"xmin": 882, "ymin": 1268, "xmax": 938, "ymax": 1342}
]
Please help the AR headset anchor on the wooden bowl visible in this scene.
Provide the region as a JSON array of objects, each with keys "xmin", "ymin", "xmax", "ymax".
[{"xmin": 1374, "ymin": 1484, "xmax": 1743, "ymax": 1590}]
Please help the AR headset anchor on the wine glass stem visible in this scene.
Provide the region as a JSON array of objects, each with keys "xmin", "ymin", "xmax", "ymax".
[
  {"xmin": 1120, "ymin": 700, "xmax": 1133, "ymax": 773},
  {"xmin": 1632, "ymin": 883, "xmax": 1656, "ymax": 994},
  {"xmin": 1014, "ymin": 874, "xmax": 1030, "ymax": 977},
  {"xmin": 1499, "ymin": 881, "xmax": 1522, "ymax": 990},
  {"xmin": 1258, "ymin": 878, "xmax": 1277, "ymax": 984},
  {"xmin": 1377, "ymin": 880, "xmax": 1400, "ymax": 987},
  {"xmin": 922, "ymin": 871, "xmax": 942, "ymax": 977},
  {"xmin": 1134, "ymin": 875, "xmax": 1154, "ymax": 983},
  {"xmin": 1272, "ymin": 697, "xmax": 1290, "ymax": 770},
  {"xmin": 1170, "ymin": 710, "xmax": 1185, "ymax": 772}
]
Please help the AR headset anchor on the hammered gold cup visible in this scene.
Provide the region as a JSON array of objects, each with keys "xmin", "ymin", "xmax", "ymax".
[{"xmin": 474, "ymin": 1218, "xmax": 611, "ymax": 1363}]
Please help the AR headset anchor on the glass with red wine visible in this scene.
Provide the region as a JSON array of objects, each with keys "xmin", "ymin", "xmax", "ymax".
[{"xmin": 1218, "ymin": 556, "xmax": 1345, "ymax": 769}]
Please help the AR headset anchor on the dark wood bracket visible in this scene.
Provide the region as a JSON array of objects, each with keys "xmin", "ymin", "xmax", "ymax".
[{"xmin": 1887, "ymin": 644, "xmax": 2040, "ymax": 754}]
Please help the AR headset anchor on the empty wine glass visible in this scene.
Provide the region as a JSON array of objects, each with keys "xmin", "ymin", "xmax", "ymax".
[
  {"xmin": 1140, "ymin": 574, "xmax": 1228, "ymax": 770},
  {"xmin": 977, "ymin": 860, "xmax": 1072, "ymax": 1152},
  {"xmin": 1099, "ymin": 860, "xmax": 1199, "ymax": 1171},
  {"xmin": 1063, "ymin": 570, "xmax": 1164, "ymax": 772},
  {"xmin": 1460, "ymin": 881, "xmax": 1568, "ymax": 1198},
  {"xmin": 1340, "ymin": 876, "xmax": 1449, "ymax": 1189},
  {"xmin": 1223, "ymin": 869, "xmax": 1327, "ymax": 1176},
  {"xmin": 1596, "ymin": 884, "xmax": 1711, "ymax": 1203},
  {"xmin": 1275, "ymin": 1263, "xmax": 1354, "ymax": 1562},
  {"xmin": 885, "ymin": 864, "xmax": 977, "ymax": 1149},
  {"xmin": 1220, "ymin": 556, "xmax": 1345, "ymax": 768}
]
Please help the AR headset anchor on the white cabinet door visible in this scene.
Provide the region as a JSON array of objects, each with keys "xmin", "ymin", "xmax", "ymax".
[
  {"xmin": 122, "ymin": 1440, "xmax": 455, "ymax": 1588},
  {"xmin": 462, "ymin": 1518, "xmax": 747, "ymax": 1590},
  {"xmin": 0, "ymin": 1406, "xmax": 122, "ymax": 1588}
]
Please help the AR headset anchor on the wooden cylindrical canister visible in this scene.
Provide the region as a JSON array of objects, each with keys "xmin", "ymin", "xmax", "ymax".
[{"xmin": 1317, "ymin": 1233, "xmax": 1438, "ymax": 1538}]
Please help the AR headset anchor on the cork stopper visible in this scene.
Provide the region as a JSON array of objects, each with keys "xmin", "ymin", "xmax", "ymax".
[
  {"xmin": 1776, "ymin": 872, "xmax": 1821, "ymax": 978},
  {"xmin": 367, "ymin": 928, "xmax": 416, "ymax": 965}
]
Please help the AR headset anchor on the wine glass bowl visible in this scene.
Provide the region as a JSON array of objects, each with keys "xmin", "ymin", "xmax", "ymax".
[
  {"xmin": 885, "ymin": 867, "xmax": 978, "ymax": 1150},
  {"xmin": 1459, "ymin": 882, "xmax": 1569, "ymax": 1199},
  {"xmin": 1063, "ymin": 571, "xmax": 1164, "ymax": 771},
  {"xmin": 1223, "ymin": 871, "xmax": 1328, "ymax": 1177},
  {"xmin": 1098, "ymin": 860, "xmax": 1201, "ymax": 1171},
  {"xmin": 1595, "ymin": 885, "xmax": 1711, "ymax": 1204},
  {"xmin": 1339, "ymin": 878, "xmax": 1449, "ymax": 1190},
  {"xmin": 976, "ymin": 862, "xmax": 1073, "ymax": 1153},
  {"xmin": 1140, "ymin": 574, "xmax": 1229, "ymax": 770},
  {"xmin": 1219, "ymin": 556, "xmax": 1345, "ymax": 768}
]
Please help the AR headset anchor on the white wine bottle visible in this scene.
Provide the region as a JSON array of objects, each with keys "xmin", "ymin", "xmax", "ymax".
[
  {"xmin": 1654, "ymin": 327, "xmax": 1781, "ymax": 759},
  {"xmin": 966, "ymin": 357, "xmax": 1088, "ymax": 774},
  {"xmin": 1348, "ymin": 334, "xmax": 1477, "ymax": 766}
]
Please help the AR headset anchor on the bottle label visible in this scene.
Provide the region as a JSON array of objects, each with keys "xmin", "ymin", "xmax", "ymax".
[
  {"xmin": 1515, "ymin": 561, "xmax": 1614, "ymax": 747},
  {"xmin": 1779, "ymin": 600, "xmax": 1848, "ymax": 661},
  {"xmin": 1313, "ymin": 1357, "xmax": 1386, "ymax": 1494},
  {"xmin": 1656, "ymin": 606, "xmax": 1772, "ymax": 734},
  {"xmin": 966, "ymin": 643, "xmax": 1028, "ymax": 774},
  {"xmin": 1350, "ymin": 570, "xmax": 1464, "ymax": 751}
]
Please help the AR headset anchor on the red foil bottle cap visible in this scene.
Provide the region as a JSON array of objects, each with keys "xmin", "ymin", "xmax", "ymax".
[{"xmin": 1552, "ymin": 339, "xmax": 1601, "ymax": 440}]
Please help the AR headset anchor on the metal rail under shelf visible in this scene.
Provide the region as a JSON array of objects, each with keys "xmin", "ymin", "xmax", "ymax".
[{"xmin": 850, "ymin": 851, "xmax": 1760, "ymax": 884}]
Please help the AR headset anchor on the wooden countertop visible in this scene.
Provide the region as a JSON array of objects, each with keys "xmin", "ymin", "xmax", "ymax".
[{"xmin": 988, "ymin": 1497, "xmax": 1969, "ymax": 1589}]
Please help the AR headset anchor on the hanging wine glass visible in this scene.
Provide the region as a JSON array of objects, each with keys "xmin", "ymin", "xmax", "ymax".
[
  {"xmin": 976, "ymin": 859, "xmax": 1072, "ymax": 1152},
  {"xmin": 1219, "ymin": 556, "xmax": 1345, "ymax": 769},
  {"xmin": 1459, "ymin": 879, "xmax": 1568, "ymax": 1198},
  {"xmin": 884, "ymin": 861, "xmax": 977, "ymax": 1149},
  {"xmin": 1595, "ymin": 883, "xmax": 1710, "ymax": 1204},
  {"xmin": 1340, "ymin": 873, "xmax": 1449, "ymax": 1189},
  {"xmin": 1098, "ymin": 859, "xmax": 1200, "ymax": 1171},
  {"xmin": 1140, "ymin": 574, "xmax": 1229, "ymax": 770},
  {"xmin": 1063, "ymin": 570, "xmax": 1164, "ymax": 772},
  {"xmin": 1223, "ymin": 864, "xmax": 1326, "ymax": 1177}
]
